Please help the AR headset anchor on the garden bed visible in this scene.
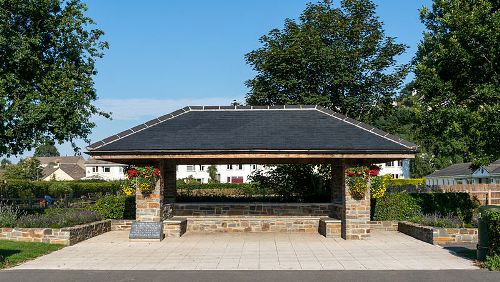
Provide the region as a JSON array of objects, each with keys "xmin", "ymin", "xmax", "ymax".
[
  {"xmin": 0, "ymin": 219, "xmax": 111, "ymax": 246},
  {"xmin": 398, "ymin": 221, "xmax": 478, "ymax": 245}
]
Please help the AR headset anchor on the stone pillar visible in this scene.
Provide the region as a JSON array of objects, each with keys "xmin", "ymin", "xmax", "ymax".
[
  {"xmin": 135, "ymin": 163, "xmax": 164, "ymax": 222},
  {"xmin": 341, "ymin": 164, "xmax": 371, "ymax": 240}
]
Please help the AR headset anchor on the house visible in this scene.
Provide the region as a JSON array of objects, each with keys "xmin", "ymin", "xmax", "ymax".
[
  {"xmin": 426, "ymin": 159, "xmax": 500, "ymax": 186},
  {"xmin": 84, "ymin": 159, "xmax": 127, "ymax": 180},
  {"xmin": 176, "ymin": 160, "xmax": 410, "ymax": 184},
  {"xmin": 37, "ymin": 156, "xmax": 86, "ymax": 181}
]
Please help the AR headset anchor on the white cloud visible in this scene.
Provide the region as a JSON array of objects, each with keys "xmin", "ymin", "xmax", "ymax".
[{"xmin": 95, "ymin": 96, "xmax": 245, "ymax": 120}]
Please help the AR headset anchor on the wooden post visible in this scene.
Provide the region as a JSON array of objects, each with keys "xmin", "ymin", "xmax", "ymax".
[{"xmin": 488, "ymin": 190, "xmax": 492, "ymax": 205}]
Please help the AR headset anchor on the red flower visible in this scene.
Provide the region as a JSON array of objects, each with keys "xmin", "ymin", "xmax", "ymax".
[
  {"xmin": 154, "ymin": 168, "xmax": 160, "ymax": 177},
  {"xmin": 346, "ymin": 172, "xmax": 355, "ymax": 177}
]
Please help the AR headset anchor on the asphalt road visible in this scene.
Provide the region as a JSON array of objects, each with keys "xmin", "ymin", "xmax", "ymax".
[{"xmin": 0, "ymin": 270, "xmax": 499, "ymax": 282}]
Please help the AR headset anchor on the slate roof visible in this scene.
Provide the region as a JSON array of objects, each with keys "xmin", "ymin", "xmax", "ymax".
[
  {"xmin": 484, "ymin": 160, "xmax": 500, "ymax": 174},
  {"xmin": 42, "ymin": 164, "xmax": 86, "ymax": 180},
  {"xmin": 37, "ymin": 156, "xmax": 84, "ymax": 165},
  {"xmin": 87, "ymin": 105, "xmax": 418, "ymax": 155},
  {"xmin": 426, "ymin": 163, "xmax": 474, "ymax": 178}
]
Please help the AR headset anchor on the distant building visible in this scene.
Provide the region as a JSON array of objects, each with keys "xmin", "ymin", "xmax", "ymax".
[
  {"xmin": 37, "ymin": 156, "xmax": 86, "ymax": 181},
  {"xmin": 176, "ymin": 160, "xmax": 410, "ymax": 184},
  {"xmin": 426, "ymin": 160, "xmax": 500, "ymax": 186},
  {"xmin": 84, "ymin": 159, "xmax": 127, "ymax": 181}
]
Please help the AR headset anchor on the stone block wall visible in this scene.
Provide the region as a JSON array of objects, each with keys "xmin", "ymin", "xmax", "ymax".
[
  {"xmin": 172, "ymin": 203, "xmax": 337, "ymax": 217},
  {"xmin": 0, "ymin": 220, "xmax": 111, "ymax": 246},
  {"xmin": 319, "ymin": 218, "xmax": 341, "ymax": 238},
  {"xmin": 369, "ymin": 221, "xmax": 399, "ymax": 231},
  {"xmin": 398, "ymin": 221, "xmax": 478, "ymax": 245},
  {"xmin": 111, "ymin": 219, "xmax": 133, "ymax": 231},
  {"xmin": 342, "ymin": 187, "xmax": 371, "ymax": 240},
  {"xmin": 186, "ymin": 217, "xmax": 320, "ymax": 233},
  {"xmin": 163, "ymin": 218, "xmax": 187, "ymax": 237}
]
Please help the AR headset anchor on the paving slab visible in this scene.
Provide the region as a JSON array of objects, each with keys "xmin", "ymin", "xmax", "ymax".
[{"xmin": 11, "ymin": 231, "xmax": 478, "ymax": 270}]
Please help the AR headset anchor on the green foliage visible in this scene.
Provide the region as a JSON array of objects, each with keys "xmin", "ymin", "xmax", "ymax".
[
  {"xmin": 0, "ymin": 158, "xmax": 11, "ymax": 168},
  {"xmin": 413, "ymin": 0, "xmax": 500, "ymax": 168},
  {"xmin": 2, "ymin": 158, "xmax": 43, "ymax": 180},
  {"xmin": 1, "ymin": 180, "xmax": 122, "ymax": 199},
  {"xmin": 372, "ymin": 192, "xmax": 479, "ymax": 223},
  {"xmin": 93, "ymin": 195, "xmax": 135, "ymax": 220},
  {"xmin": 385, "ymin": 178, "xmax": 426, "ymax": 186},
  {"xmin": 207, "ymin": 165, "xmax": 218, "ymax": 183},
  {"xmin": 370, "ymin": 176, "xmax": 387, "ymax": 199},
  {"xmin": 372, "ymin": 194, "xmax": 422, "ymax": 221},
  {"xmin": 483, "ymin": 209, "xmax": 500, "ymax": 257},
  {"xmin": 33, "ymin": 141, "xmax": 60, "ymax": 157},
  {"xmin": 0, "ymin": 0, "xmax": 110, "ymax": 156},
  {"xmin": 15, "ymin": 208, "xmax": 103, "ymax": 228},
  {"xmin": 0, "ymin": 205, "xmax": 24, "ymax": 227},
  {"xmin": 48, "ymin": 182, "xmax": 72, "ymax": 198},
  {"xmin": 250, "ymin": 164, "xmax": 330, "ymax": 202},
  {"xmin": 177, "ymin": 183, "xmax": 255, "ymax": 190},
  {"xmin": 245, "ymin": 0, "xmax": 409, "ymax": 123},
  {"xmin": 484, "ymin": 255, "xmax": 500, "ymax": 271}
]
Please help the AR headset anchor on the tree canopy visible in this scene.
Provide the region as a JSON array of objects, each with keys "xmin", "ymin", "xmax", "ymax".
[
  {"xmin": 2, "ymin": 157, "xmax": 43, "ymax": 180},
  {"xmin": 245, "ymin": 0, "xmax": 409, "ymax": 123},
  {"xmin": 0, "ymin": 0, "xmax": 109, "ymax": 156},
  {"xmin": 413, "ymin": 0, "xmax": 500, "ymax": 168},
  {"xmin": 34, "ymin": 141, "xmax": 60, "ymax": 157}
]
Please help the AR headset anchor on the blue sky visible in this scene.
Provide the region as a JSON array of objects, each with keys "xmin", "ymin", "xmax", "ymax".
[{"xmin": 12, "ymin": 0, "xmax": 433, "ymax": 160}]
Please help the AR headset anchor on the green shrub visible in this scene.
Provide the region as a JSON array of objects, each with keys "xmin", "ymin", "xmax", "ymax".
[
  {"xmin": 483, "ymin": 209, "xmax": 500, "ymax": 257},
  {"xmin": 372, "ymin": 194, "xmax": 421, "ymax": 221},
  {"xmin": 2, "ymin": 180, "xmax": 122, "ymax": 199},
  {"xmin": 15, "ymin": 208, "xmax": 103, "ymax": 228},
  {"xmin": 484, "ymin": 255, "xmax": 500, "ymax": 271},
  {"xmin": 48, "ymin": 182, "xmax": 73, "ymax": 198},
  {"xmin": 94, "ymin": 195, "xmax": 135, "ymax": 219},
  {"xmin": 0, "ymin": 205, "xmax": 24, "ymax": 227}
]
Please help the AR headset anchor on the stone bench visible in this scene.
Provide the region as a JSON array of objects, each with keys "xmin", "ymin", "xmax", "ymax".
[
  {"xmin": 319, "ymin": 217, "xmax": 342, "ymax": 238},
  {"xmin": 163, "ymin": 218, "xmax": 187, "ymax": 237},
  {"xmin": 183, "ymin": 216, "xmax": 322, "ymax": 233}
]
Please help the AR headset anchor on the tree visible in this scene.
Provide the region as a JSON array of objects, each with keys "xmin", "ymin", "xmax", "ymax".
[
  {"xmin": 3, "ymin": 157, "xmax": 43, "ymax": 180},
  {"xmin": 34, "ymin": 141, "xmax": 60, "ymax": 157},
  {"xmin": 245, "ymin": 0, "xmax": 409, "ymax": 123},
  {"xmin": 207, "ymin": 165, "xmax": 218, "ymax": 183},
  {"xmin": 0, "ymin": 0, "xmax": 110, "ymax": 156},
  {"xmin": 0, "ymin": 158, "xmax": 11, "ymax": 168},
  {"xmin": 413, "ymin": 0, "xmax": 500, "ymax": 168}
]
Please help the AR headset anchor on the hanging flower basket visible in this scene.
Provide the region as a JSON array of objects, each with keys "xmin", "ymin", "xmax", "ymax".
[
  {"xmin": 123, "ymin": 166, "xmax": 161, "ymax": 194},
  {"xmin": 345, "ymin": 165, "xmax": 381, "ymax": 199}
]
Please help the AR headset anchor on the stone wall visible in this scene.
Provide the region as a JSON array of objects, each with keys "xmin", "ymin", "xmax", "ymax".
[
  {"xmin": 111, "ymin": 219, "xmax": 133, "ymax": 231},
  {"xmin": 342, "ymin": 186, "xmax": 371, "ymax": 240},
  {"xmin": 370, "ymin": 221, "xmax": 399, "ymax": 231},
  {"xmin": 185, "ymin": 216, "xmax": 320, "ymax": 233},
  {"xmin": 163, "ymin": 218, "xmax": 187, "ymax": 237},
  {"xmin": 172, "ymin": 203, "xmax": 338, "ymax": 217},
  {"xmin": 398, "ymin": 221, "xmax": 478, "ymax": 245},
  {"xmin": 319, "ymin": 218, "xmax": 341, "ymax": 238},
  {"xmin": 0, "ymin": 220, "xmax": 111, "ymax": 246}
]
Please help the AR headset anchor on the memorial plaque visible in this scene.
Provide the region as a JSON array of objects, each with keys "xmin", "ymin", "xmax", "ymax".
[{"xmin": 129, "ymin": 221, "xmax": 164, "ymax": 240}]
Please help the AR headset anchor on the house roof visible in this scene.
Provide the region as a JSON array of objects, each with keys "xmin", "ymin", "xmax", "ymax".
[
  {"xmin": 85, "ymin": 159, "xmax": 127, "ymax": 166},
  {"xmin": 484, "ymin": 160, "xmax": 500, "ymax": 174},
  {"xmin": 37, "ymin": 156, "xmax": 84, "ymax": 166},
  {"xmin": 86, "ymin": 105, "xmax": 417, "ymax": 156},
  {"xmin": 42, "ymin": 164, "xmax": 86, "ymax": 180},
  {"xmin": 427, "ymin": 162, "xmax": 474, "ymax": 178}
]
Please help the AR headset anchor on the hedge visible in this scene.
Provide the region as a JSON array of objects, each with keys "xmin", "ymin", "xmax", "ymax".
[
  {"xmin": 385, "ymin": 178, "xmax": 425, "ymax": 186},
  {"xmin": 0, "ymin": 180, "xmax": 122, "ymax": 199},
  {"xmin": 176, "ymin": 183, "xmax": 255, "ymax": 190},
  {"xmin": 372, "ymin": 192, "xmax": 479, "ymax": 223},
  {"xmin": 93, "ymin": 195, "xmax": 135, "ymax": 220},
  {"xmin": 483, "ymin": 209, "xmax": 500, "ymax": 257}
]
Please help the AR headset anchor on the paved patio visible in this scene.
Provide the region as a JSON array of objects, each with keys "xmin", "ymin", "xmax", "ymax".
[{"xmin": 13, "ymin": 231, "xmax": 477, "ymax": 270}]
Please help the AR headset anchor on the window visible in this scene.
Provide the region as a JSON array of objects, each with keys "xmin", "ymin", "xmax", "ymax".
[
  {"xmin": 227, "ymin": 177, "xmax": 231, "ymax": 183},
  {"xmin": 252, "ymin": 164, "xmax": 257, "ymax": 170},
  {"xmin": 386, "ymin": 162, "xmax": 394, "ymax": 167},
  {"xmin": 392, "ymin": 174, "xmax": 399, "ymax": 179},
  {"xmin": 186, "ymin": 165, "xmax": 195, "ymax": 172},
  {"xmin": 103, "ymin": 167, "xmax": 110, "ymax": 173},
  {"xmin": 227, "ymin": 165, "xmax": 233, "ymax": 170},
  {"xmin": 231, "ymin": 176, "xmax": 244, "ymax": 183},
  {"xmin": 397, "ymin": 160, "xmax": 403, "ymax": 167},
  {"xmin": 199, "ymin": 165, "xmax": 205, "ymax": 171},
  {"xmin": 92, "ymin": 166, "xmax": 98, "ymax": 173},
  {"xmin": 237, "ymin": 164, "xmax": 243, "ymax": 170}
]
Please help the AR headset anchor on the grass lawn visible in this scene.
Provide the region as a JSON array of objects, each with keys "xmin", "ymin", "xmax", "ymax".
[{"xmin": 0, "ymin": 240, "xmax": 63, "ymax": 269}]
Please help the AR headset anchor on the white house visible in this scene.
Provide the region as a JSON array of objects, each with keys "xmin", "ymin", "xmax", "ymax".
[
  {"xmin": 176, "ymin": 160, "xmax": 410, "ymax": 184},
  {"xmin": 84, "ymin": 159, "xmax": 128, "ymax": 180},
  {"xmin": 37, "ymin": 156, "xmax": 86, "ymax": 181},
  {"xmin": 426, "ymin": 160, "xmax": 500, "ymax": 186}
]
